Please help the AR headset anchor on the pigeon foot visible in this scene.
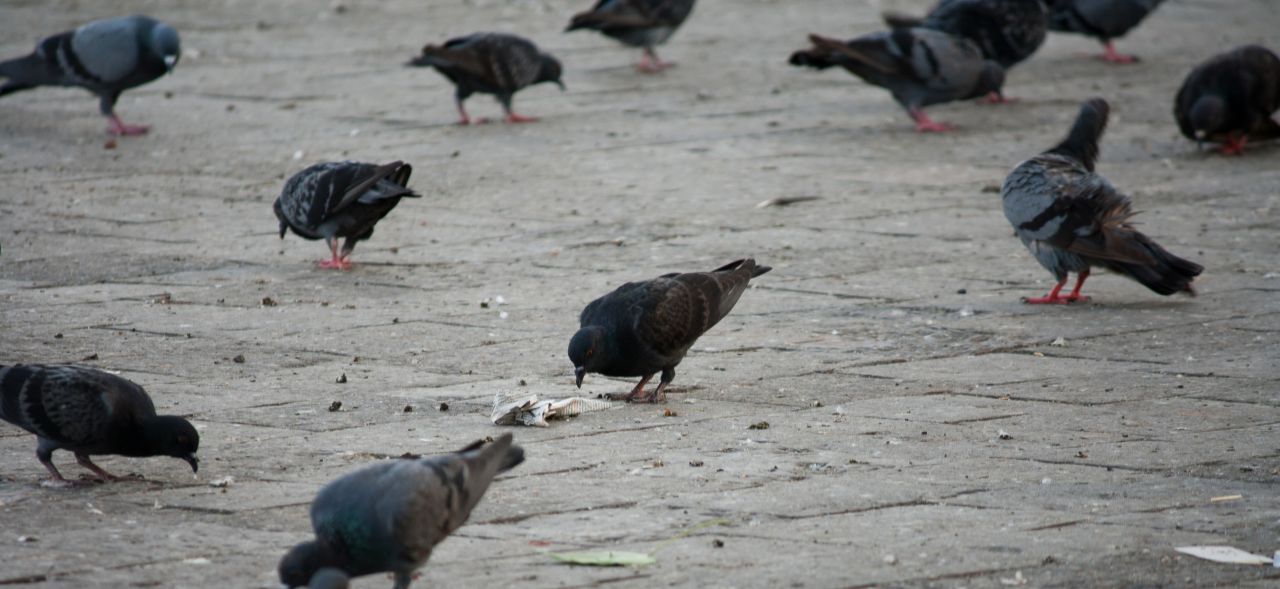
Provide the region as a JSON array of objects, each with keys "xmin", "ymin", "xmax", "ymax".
[
  {"xmin": 1217, "ymin": 135, "xmax": 1247, "ymax": 155},
  {"xmin": 106, "ymin": 115, "xmax": 150, "ymax": 136},
  {"xmin": 1097, "ymin": 43, "xmax": 1138, "ymax": 64},
  {"xmin": 317, "ymin": 258, "xmax": 353, "ymax": 270},
  {"xmin": 504, "ymin": 113, "xmax": 539, "ymax": 124}
]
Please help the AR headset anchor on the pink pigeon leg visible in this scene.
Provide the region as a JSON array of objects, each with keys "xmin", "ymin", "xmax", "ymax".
[
  {"xmin": 106, "ymin": 114, "xmax": 149, "ymax": 136},
  {"xmin": 1098, "ymin": 41, "xmax": 1138, "ymax": 64},
  {"xmin": 909, "ymin": 108, "xmax": 954, "ymax": 133}
]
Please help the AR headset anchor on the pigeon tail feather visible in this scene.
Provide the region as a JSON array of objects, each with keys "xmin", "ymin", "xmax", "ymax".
[
  {"xmin": 1048, "ymin": 97, "xmax": 1109, "ymax": 171},
  {"xmin": 1104, "ymin": 232, "xmax": 1203, "ymax": 296}
]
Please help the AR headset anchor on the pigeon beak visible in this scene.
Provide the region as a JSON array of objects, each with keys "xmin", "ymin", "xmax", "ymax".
[
  {"xmin": 183, "ymin": 454, "xmax": 199, "ymax": 473},
  {"xmin": 1194, "ymin": 130, "xmax": 1207, "ymax": 151},
  {"xmin": 574, "ymin": 366, "xmax": 586, "ymax": 388},
  {"xmin": 163, "ymin": 55, "xmax": 178, "ymax": 71},
  {"xmin": 555, "ymin": 80, "xmax": 566, "ymax": 92}
]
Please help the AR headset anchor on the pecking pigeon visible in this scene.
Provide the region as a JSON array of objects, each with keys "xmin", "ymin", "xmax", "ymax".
[
  {"xmin": 0, "ymin": 364, "xmax": 199, "ymax": 486},
  {"xmin": 278, "ymin": 434, "xmax": 525, "ymax": 589},
  {"xmin": 0, "ymin": 15, "xmax": 179, "ymax": 136},
  {"xmin": 1043, "ymin": 0, "xmax": 1164, "ymax": 63},
  {"xmin": 274, "ymin": 161, "xmax": 420, "ymax": 270},
  {"xmin": 1174, "ymin": 45, "xmax": 1280, "ymax": 156},
  {"xmin": 569, "ymin": 258, "xmax": 770, "ymax": 403},
  {"xmin": 1001, "ymin": 98, "xmax": 1203, "ymax": 304},
  {"xmin": 789, "ymin": 29, "xmax": 1005, "ymax": 132},
  {"xmin": 882, "ymin": 0, "xmax": 1048, "ymax": 75},
  {"xmin": 565, "ymin": 0, "xmax": 696, "ymax": 72},
  {"xmin": 408, "ymin": 33, "xmax": 563, "ymax": 125}
]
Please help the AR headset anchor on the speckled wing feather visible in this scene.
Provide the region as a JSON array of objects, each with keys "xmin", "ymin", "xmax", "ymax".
[
  {"xmin": 1003, "ymin": 98, "xmax": 1202, "ymax": 295},
  {"xmin": 416, "ymin": 33, "xmax": 545, "ymax": 93},
  {"xmin": 1046, "ymin": 0, "xmax": 1164, "ymax": 40},
  {"xmin": 1175, "ymin": 45, "xmax": 1280, "ymax": 142},
  {"xmin": 913, "ymin": 0, "xmax": 1047, "ymax": 68},
  {"xmin": 570, "ymin": 0, "xmax": 695, "ymax": 31},
  {"xmin": 799, "ymin": 29, "xmax": 999, "ymax": 107},
  {"xmin": 276, "ymin": 161, "xmax": 416, "ymax": 238},
  {"xmin": 308, "ymin": 435, "xmax": 524, "ymax": 580},
  {"xmin": 632, "ymin": 259, "xmax": 766, "ymax": 357},
  {"xmin": 0, "ymin": 364, "xmax": 156, "ymax": 448}
]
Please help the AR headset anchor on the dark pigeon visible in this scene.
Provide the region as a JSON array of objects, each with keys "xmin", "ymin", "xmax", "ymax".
[
  {"xmin": 1044, "ymin": 0, "xmax": 1164, "ymax": 63},
  {"xmin": 274, "ymin": 161, "xmax": 420, "ymax": 270},
  {"xmin": 408, "ymin": 33, "xmax": 563, "ymax": 125},
  {"xmin": 789, "ymin": 29, "xmax": 1005, "ymax": 132},
  {"xmin": 0, "ymin": 15, "xmax": 179, "ymax": 135},
  {"xmin": 568, "ymin": 258, "xmax": 770, "ymax": 403},
  {"xmin": 0, "ymin": 364, "xmax": 199, "ymax": 486},
  {"xmin": 307, "ymin": 568, "xmax": 349, "ymax": 589},
  {"xmin": 566, "ymin": 0, "xmax": 696, "ymax": 72},
  {"xmin": 1001, "ymin": 98, "xmax": 1203, "ymax": 304},
  {"xmin": 278, "ymin": 434, "xmax": 525, "ymax": 589},
  {"xmin": 1174, "ymin": 45, "xmax": 1280, "ymax": 156},
  {"xmin": 883, "ymin": 0, "xmax": 1047, "ymax": 75}
]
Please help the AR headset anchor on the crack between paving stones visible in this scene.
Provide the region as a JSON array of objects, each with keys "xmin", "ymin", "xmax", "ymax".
[{"xmin": 475, "ymin": 500, "xmax": 639, "ymax": 525}]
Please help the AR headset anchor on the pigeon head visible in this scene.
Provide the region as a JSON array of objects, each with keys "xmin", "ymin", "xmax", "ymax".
[
  {"xmin": 141, "ymin": 415, "xmax": 200, "ymax": 473},
  {"xmin": 973, "ymin": 61, "xmax": 1006, "ymax": 100},
  {"xmin": 273, "ymin": 199, "xmax": 289, "ymax": 238},
  {"xmin": 538, "ymin": 54, "xmax": 565, "ymax": 91},
  {"xmin": 279, "ymin": 540, "xmax": 340, "ymax": 588},
  {"xmin": 144, "ymin": 19, "xmax": 182, "ymax": 72},
  {"xmin": 1188, "ymin": 95, "xmax": 1226, "ymax": 144},
  {"xmin": 307, "ymin": 567, "xmax": 350, "ymax": 589},
  {"xmin": 567, "ymin": 326, "xmax": 609, "ymax": 387}
]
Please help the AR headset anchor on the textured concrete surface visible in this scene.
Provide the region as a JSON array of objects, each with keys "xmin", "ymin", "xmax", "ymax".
[{"xmin": 1, "ymin": 0, "xmax": 1278, "ymax": 587}]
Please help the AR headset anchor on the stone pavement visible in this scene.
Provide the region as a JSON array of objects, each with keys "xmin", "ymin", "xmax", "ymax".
[{"xmin": 1, "ymin": 0, "xmax": 1277, "ymax": 587}]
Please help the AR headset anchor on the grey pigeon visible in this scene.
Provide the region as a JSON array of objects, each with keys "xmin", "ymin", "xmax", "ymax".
[
  {"xmin": 408, "ymin": 33, "xmax": 563, "ymax": 125},
  {"xmin": 789, "ymin": 29, "xmax": 1005, "ymax": 132},
  {"xmin": 274, "ymin": 161, "xmax": 420, "ymax": 270},
  {"xmin": 1174, "ymin": 45, "xmax": 1280, "ymax": 156},
  {"xmin": 307, "ymin": 568, "xmax": 349, "ymax": 589},
  {"xmin": 1044, "ymin": 0, "xmax": 1164, "ymax": 63},
  {"xmin": 1001, "ymin": 98, "xmax": 1202, "ymax": 304},
  {"xmin": 0, "ymin": 364, "xmax": 199, "ymax": 486},
  {"xmin": 883, "ymin": 0, "xmax": 1046, "ymax": 102},
  {"xmin": 0, "ymin": 15, "xmax": 179, "ymax": 135},
  {"xmin": 278, "ymin": 434, "xmax": 525, "ymax": 589},
  {"xmin": 569, "ymin": 258, "xmax": 770, "ymax": 403},
  {"xmin": 566, "ymin": 0, "xmax": 696, "ymax": 72}
]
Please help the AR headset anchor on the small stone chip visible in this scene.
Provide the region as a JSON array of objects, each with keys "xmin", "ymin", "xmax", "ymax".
[
  {"xmin": 261, "ymin": 296, "xmax": 277, "ymax": 307},
  {"xmin": 437, "ymin": 402, "xmax": 449, "ymax": 412},
  {"xmin": 712, "ymin": 539, "xmax": 724, "ymax": 548},
  {"xmin": 748, "ymin": 421, "xmax": 770, "ymax": 430},
  {"xmin": 232, "ymin": 354, "xmax": 245, "ymax": 364},
  {"xmin": 336, "ymin": 373, "xmax": 347, "ymax": 384},
  {"xmin": 663, "ymin": 408, "xmax": 678, "ymax": 417},
  {"xmin": 402, "ymin": 405, "xmax": 413, "ymax": 413},
  {"xmin": 689, "ymin": 460, "xmax": 704, "ymax": 467},
  {"xmin": 328, "ymin": 401, "xmax": 343, "ymax": 412}
]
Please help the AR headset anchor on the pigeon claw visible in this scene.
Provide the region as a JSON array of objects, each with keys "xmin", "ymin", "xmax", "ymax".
[
  {"xmin": 317, "ymin": 258, "xmax": 353, "ymax": 270},
  {"xmin": 106, "ymin": 115, "xmax": 150, "ymax": 136},
  {"xmin": 1216, "ymin": 135, "xmax": 1247, "ymax": 156},
  {"xmin": 1021, "ymin": 294, "xmax": 1089, "ymax": 305},
  {"xmin": 976, "ymin": 92, "xmax": 1017, "ymax": 105},
  {"xmin": 504, "ymin": 113, "xmax": 539, "ymax": 124},
  {"xmin": 1097, "ymin": 43, "xmax": 1139, "ymax": 64}
]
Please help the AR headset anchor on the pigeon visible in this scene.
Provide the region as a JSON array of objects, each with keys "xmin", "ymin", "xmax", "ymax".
[
  {"xmin": 0, "ymin": 364, "xmax": 199, "ymax": 486},
  {"xmin": 0, "ymin": 15, "xmax": 179, "ymax": 136},
  {"xmin": 274, "ymin": 161, "xmax": 420, "ymax": 270},
  {"xmin": 1043, "ymin": 0, "xmax": 1165, "ymax": 63},
  {"xmin": 789, "ymin": 29, "xmax": 1005, "ymax": 132},
  {"xmin": 1001, "ymin": 98, "xmax": 1202, "ymax": 304},
  {"xmin": 278, "ymin": 434, "xmax": 525, "ymax": 589},
  {"xmin": 408, "ymin": 33, "xmax": 563, "ymax": 125},
  {"xmin": 307, "ymin": 568, "xmax": 349, "ymax": 589},
  {"xmin": 565, "ymin": 0, "xmax": 696, "ymax": 72},
  {"xmin": 1174, "ymin": 45, "xmax": 1280, "ymax": 156},
  {"xmin": 882, "ymin": 0, "xmax": 1048, "ymax": 72},
  {"xmin": 568, "ymin": 258, "xmax": 770, "ymax": 403}
]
